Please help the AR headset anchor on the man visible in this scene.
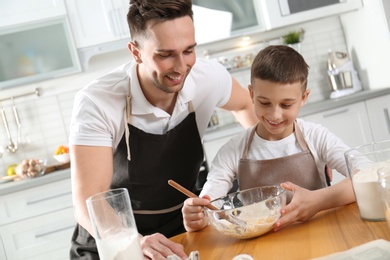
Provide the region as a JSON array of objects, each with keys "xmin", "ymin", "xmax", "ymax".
[{"xmin": 69, "ymin": 0, "xmax": 257, "ymax": 259}]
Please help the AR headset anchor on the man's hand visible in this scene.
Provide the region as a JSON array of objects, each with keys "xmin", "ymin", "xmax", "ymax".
[{"xmin": 140, "ymin": 233, "xmax": 187, "ymax": 260}]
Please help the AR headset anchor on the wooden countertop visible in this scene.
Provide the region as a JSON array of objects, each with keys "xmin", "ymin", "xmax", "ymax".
[{"xmin": 170, "ymin": 203, "xmax": 390, "ymax": 260}]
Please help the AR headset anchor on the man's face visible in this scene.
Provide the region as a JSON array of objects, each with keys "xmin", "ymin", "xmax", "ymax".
[
  {"xmin": 130, "ymin": 16, "xmax": 197, "ymax": 95},
  {"xmin": 249, "ymin": 78, "xmax": 309, "ymax": 140}
]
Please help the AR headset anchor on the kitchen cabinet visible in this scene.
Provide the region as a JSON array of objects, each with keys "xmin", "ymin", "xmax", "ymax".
[
  {"xmin": 365, "ymin": 94, "xmax": 390, "ymax": 142},
  {"xmin": 260, "ymin": 0, "xmax": 363, "ymax": 30},
  {"xmin": 0, "ymin": 177, "xmax": 75, "ymax": 260},
  {"xmin": 65, "ymin": 0, "xmax": 130, "ymax": 49},
  {"xmin": 0, "ymin": 0, "xmax": 67, "ymax": 28},
  {"xmin": 0, "ymin": 18, "xmax": 81, "ymax": 90},
  {"xmin": 303, "ymin": 101, "xmax": 374, "ymax": 184},
  {"xmin": 0, "ymin": 235, "xmax": 6, "ymax": 260},
  {"xmin": 303, "ymin": 102, "xmax": 374, "ymax": 148}
]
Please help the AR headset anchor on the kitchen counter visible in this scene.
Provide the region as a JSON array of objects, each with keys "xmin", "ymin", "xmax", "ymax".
[
  {"xmin": 204, "ymin": 87, "xmax": 390, "ymax": 142},
  {"xmin": 300, "ymin": 87, "xmax": 390, "ymax": 116},
  {"xmin": 170, "ymin": 203, "xmax": 390, "ymax": 259},
  {"xmin": 0, "ymin": 168, "xmax": 70, "ymax": 196}
]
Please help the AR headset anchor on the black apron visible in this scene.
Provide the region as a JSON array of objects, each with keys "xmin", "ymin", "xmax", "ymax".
[{"xmin": 70, "ymin": 101, "xmax": 204, "ymax": 259}]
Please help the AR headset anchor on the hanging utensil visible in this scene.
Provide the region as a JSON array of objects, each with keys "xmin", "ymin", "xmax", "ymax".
[
  {"xmin": 12, "ymin": 98, "xmax": 30, "ymax": 146},
  {"xmin": 1, "ymin": 107, "xmax": 17, "ymax": 153}
]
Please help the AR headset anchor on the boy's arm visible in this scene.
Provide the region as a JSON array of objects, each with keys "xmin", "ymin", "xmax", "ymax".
[{"xmin": 274, "ymin": 179, "xmax": 355, "ymax": 231}]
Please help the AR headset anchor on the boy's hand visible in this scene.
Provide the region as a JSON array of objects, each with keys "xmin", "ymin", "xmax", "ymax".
[
  {"xmin": 182, "ymin": 195, "xmax": 211, "ymax": 232},
  {"xmin": 273, "ymin": 182, "xmax": 320, "ymax": 231}
]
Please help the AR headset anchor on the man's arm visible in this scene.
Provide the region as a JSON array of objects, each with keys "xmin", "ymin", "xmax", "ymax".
[
  {"xmin": 70, "ymin": 145, "xmax": 188, "ymax": 259},
  {"xmin": 70, "ymin": 145, "xmax": 114, "ymax": 236},
  {"xmin": 221, "ymin": 77, "xmax": 257, "ymax": 128}
]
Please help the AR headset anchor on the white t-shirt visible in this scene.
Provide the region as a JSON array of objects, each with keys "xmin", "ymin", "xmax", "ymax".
[
  {"xmin": 69, "ymin": 58, "xmax": 232, "ymax": 151},
  {"xmin": 200, "ymin": 118, "xmax": 351, "ymax": 200}
]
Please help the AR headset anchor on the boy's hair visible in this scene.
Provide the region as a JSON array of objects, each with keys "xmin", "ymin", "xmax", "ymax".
[
  {"xmin": 251, "ymin": 45, "xmax": 309, "ymax": 90},
  {"xmin": 127, "ymin": 0, "xmax": 193, "ymax": 45}
]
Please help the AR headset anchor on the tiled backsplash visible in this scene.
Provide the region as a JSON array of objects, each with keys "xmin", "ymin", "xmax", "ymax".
[
  {"xmin": 0, "ymin": 15, "xmax": 349, "ymax": 175},
  {"xmin": 199, "ymin": 16, "xmax": 350, "ymax": 126}
]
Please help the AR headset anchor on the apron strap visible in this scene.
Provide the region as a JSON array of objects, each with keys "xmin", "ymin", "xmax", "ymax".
[
  {"xmin": 125, "ymin": 79, "xmax": 132, "ymax": 161},
  {"xmin": 242, "ymin": 125, "xmax": 257, "ymax": 159},
  {"xmin": 133, "ymin": 202, "xmax": 183, "ymax": 215},
  {"xmin": 294, "ymin": 121, "xmax": 310, "ymax": 151}
]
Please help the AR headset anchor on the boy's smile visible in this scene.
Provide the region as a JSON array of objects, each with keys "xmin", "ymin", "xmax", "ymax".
[{"xmin": 249, "ymin": 78, "xmax": 309, "ymax": 141}]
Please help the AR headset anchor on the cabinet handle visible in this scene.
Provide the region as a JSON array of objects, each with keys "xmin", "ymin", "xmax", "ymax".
[
  {"xmin": 26, "ymin": 191, "xmax": 72, "ymax": 205},
  {"xmin": 384, "ymin": 108, "xmax": 390, "ymax": 134},
  {"xmin": 323, "ymin": 108, "xmax": 349, "ymax": 118},
  {"xmin": 35, "ymin": 225, "xmax": 75, "ymax": 238}
]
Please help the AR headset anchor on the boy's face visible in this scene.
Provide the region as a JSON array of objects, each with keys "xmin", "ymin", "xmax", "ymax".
[{"xmin": 249, "ymin": 78, "xmax": 309, "ymax": 141}]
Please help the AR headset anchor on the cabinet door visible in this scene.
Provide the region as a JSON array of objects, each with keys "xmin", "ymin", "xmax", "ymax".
[
  {"xmin": 365, "ymin": 94, "xmax": 390, "ymax": 142},
  {"xmin": 0, "ymin": 207, "xmax": 75, "ymax": 260},
  {"xmin": 0, "ymin": 234, "xmax": 6, "ymax": 260},
  {"xmin": 304, "ymin": 102, "xmax": 373, "ymax": 149},
  {"xmin": 0, "ymin": 0, "xmax": 66, "ymax": 28},
  {"xmin": 65, "ymin": 0, "xmax": 130, "ymax": 48},
  {"xmin": 303, "ymin": 102, "xmax": 374, "ymax": 184},
  {"xmin": 0, "ymin": 178, "xmax": 72, "ymax": 225}
]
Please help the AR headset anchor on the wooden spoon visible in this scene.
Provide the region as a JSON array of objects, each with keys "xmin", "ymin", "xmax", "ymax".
[{"xmin": 168, "ymin": 179, "xmax": 247, "ymax": 228}]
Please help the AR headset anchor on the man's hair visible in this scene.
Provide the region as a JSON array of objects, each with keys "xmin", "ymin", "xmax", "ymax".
[
  {"xmin": 251, "ymin": 45, "xmax": 309, "ymax": 90},
  {"xmin": 127, "ymin": 0, "xmax": 193, "ymax": 44}
]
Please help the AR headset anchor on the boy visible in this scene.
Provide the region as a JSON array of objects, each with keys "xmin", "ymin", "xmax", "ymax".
[{"xmin": 182, "ymin": 45, "xmax": 355, "ymax": 232}]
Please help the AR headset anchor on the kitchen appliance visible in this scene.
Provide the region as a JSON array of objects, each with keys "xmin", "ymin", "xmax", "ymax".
[
  {"xmin": 327, "ymin": 50, "xmax": 362, "ymax": 99},
  {"xmin": 260, "ymin": 0, "xmax": 363, "ymax": 30}
]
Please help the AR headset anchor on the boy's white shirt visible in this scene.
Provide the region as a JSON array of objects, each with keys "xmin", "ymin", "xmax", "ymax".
[{"xmin": 200, "ymin": 118, "xmax": 351, "ymax": 200}]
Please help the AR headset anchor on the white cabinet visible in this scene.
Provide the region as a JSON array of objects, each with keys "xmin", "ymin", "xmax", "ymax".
[
  {"xmin": 0, "ymin": 0, "xmax": 67, "ymax": 28},
  {"xmin": 365, "ymin": 94, "xmax": 390, "ymax": 142},
  {"xmin": 65, "ymin": 0, "xmax": 130, "ymax": 48},
  {"xmin": 304, "ymin": 102, "xmax": 374, "ymax": 149},
  {"xmin": 0, "ymin": 207, "xmax": 75, "ymax": 260},
  {"xmin": 0, "ymin": 235, "xmax": 6, "ymax": 260},
  {"xmin": 303, "ymin": 101, "xmax": 374, "ymax": 184},
  {"xmin": 0, "ymin": 178, "xmax": 75, "ymax": 260},
  {"xmin": 260, "ymin": 0, "xmax": 363, "ymax": 30}
]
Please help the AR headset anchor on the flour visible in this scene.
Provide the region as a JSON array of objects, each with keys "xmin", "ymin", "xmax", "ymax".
[
  {"xmin": 209, "ymin": 201, "xmax": 281, "ymax": 239},
  {"xmin": 352, "ymin": 160, "xmax": 390, "ymax": 220}
]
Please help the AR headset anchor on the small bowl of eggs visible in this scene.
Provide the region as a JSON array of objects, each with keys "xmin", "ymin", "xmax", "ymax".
[{"xmin": 15, "ymin": 159, "xmax": 47, "ymax": 179}]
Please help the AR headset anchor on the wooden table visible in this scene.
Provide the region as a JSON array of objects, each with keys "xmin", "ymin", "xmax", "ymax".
[{"xmin": 170, "ymin": 203, "xmax": 390, "ymax": 259}]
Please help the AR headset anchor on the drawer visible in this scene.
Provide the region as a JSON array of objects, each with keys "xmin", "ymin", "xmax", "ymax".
[
  {"xmin": 0, "ymin": 234, "xmax": 6, "ymax": 260},
  {"xmin": 0, "ymin": 178, "xmax": 72, "ymax": 224},
  {"xmin": 0, "ymin": 207, "xmax": 76, "ymax": 260}
]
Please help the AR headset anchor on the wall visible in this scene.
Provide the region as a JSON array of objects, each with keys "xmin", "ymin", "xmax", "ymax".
[
  {"xmin": 340, "ymin": 0, "xmax": 390, "ymax": 89},
  {"xmin": 0, "ymin": 11, "xmax": 378, "ymax": 176},
  {"xmin": 197, "ymin": 15, "xmax": 351, "ymax": 125},
  {"xmin": 0, "ymin": 49, "xmax": 132, "ymax": 175}
]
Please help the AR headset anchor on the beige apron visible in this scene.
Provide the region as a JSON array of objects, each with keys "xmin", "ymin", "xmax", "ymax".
[{"xmin": 238, "ymin": 121, "xmax": 325, "ymax": 202}]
